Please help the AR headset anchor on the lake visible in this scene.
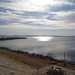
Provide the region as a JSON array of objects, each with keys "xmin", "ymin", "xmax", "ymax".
[{"xmin": 0, "ymin": 36, "xmax": 75, "ymax": 64}]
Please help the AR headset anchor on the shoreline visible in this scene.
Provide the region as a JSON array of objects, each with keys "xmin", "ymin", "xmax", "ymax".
[
  {"xmin": 0, "ymin": 37, "xmax": 27, "ymax": 41},
  {"xmin": 0, "ymin": 47, "xmax": 75, "ymax": 75},
  {"xmin": 0, "ymin": 47, "xmax": 75, "ymax": 64},
  {"xmin": 0, "ymin": 47, "xmax": 75, "ymax": 66},
  {"xmin": 0, "ymin": 47, "xmax": 75, "ymax": 65}
]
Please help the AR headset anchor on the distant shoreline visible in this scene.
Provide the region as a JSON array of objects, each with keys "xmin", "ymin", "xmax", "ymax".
[
  {"xmin": 0, "ymin": 35, "xmax": 75, "ymax": 37},
  {"xmin": 0, "ymin": 37, "xmax": 27, "ymax": 41}
]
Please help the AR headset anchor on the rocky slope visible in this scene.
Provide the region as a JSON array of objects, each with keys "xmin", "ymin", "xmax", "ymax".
[{"xmin": 0, "ymin": 48, "xmax": 75, "ymax": 75}]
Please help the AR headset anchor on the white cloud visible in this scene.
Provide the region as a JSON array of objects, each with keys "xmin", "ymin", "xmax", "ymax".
[
  {"xmin": 0, "ymin": 0, "xmax": 74, "ymax": 12},
  {"xmin": 0, "ymin": 0, "xmax": 75, "ymax": 31},
  {"xmin": 0, "ymin": 10, "xmax": 20, "ymax": 20},
  {"xmin": 49, "ymin": 11, "xmax": 75, "ymax": 24},
  {"xmin": 0, "ymin": 23, "xmax": 35, "ymax": 29},
  {"xmin": 0, "ymin": 10, "xmax": 75, "ymax": 30}
]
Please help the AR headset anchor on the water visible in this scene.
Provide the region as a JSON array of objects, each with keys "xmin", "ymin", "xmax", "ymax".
[{"xmin": 0, "ymin": 35, "xmax": 75, "ymax": 64}]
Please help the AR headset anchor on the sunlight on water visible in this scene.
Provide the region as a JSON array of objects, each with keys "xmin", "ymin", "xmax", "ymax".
[{"xmin": 33, "ymin": 36, "xmax": 53, "ymax": 41}]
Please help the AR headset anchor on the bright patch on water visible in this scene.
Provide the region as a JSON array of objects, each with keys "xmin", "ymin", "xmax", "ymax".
[{"xmin": 33, "ymin": 37, "xmax": 53, "ymax": 41}]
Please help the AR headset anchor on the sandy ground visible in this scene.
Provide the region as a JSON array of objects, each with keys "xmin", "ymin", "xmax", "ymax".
[
  {"xmin": 0, "ymin": 48, "xmax": 75, "ymax": 75},
  {"xmin": 0, "ymin": 56, "xmax": 37, "ymax": 75},
  {"xmin": 0, "ymin": 55, "xmax": 75, "ymax": 75}
]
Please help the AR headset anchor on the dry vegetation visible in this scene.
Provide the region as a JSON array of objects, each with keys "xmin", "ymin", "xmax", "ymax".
[
  {"xmin": 0, "ymin": 47, "xmax": 75, "ymax": 75},
  {"xmin": 0, "ymin": 47, "xmax": 75, "ymax": 70},
  {"xmin": 0, "ymin": 48, "xmax": 49, "ymax": 68}
]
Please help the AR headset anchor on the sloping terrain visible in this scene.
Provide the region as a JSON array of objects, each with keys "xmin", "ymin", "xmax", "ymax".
[
  {"xmin": 0, "ymin": 55, "xmax": 37, "ymax": 75},
  {"xmin": 0, "ymin": 48, "xmax": 49, "ymax": 68},
  {"xmin": 0, "ymin": 48, "xmax": 75, "ymax": 75}
]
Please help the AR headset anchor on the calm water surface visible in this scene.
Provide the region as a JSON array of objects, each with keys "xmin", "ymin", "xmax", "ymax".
[{"xmin": 0, "ymin": 36, "xmax": 75, "ymax": 64}]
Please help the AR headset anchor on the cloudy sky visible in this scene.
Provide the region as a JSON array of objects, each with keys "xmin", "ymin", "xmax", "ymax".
[{"xmin": 0, "ymin": 0, "xmax": 75, "ymax": 35}]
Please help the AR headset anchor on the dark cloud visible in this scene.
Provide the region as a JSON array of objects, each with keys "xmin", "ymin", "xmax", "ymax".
[
  {"xmin": 66, "ymin": 13, "xmax": 75, "ymax": 23},
  {"xmin": 0, "ymin": 20, "xmax": 6, "ymax": 25},
  {"xmin": 0, "ymin": 7, "xmax": 14, "ymax": 13},
  {"xmin": 15, "ymin": 11, "xmax": 59, "ymax": 21},
  {"xmin": 0, "ymin": 0, "xmax": 11, "ymax": 2},
  {"xmin": 30, "ymin": 23, "xmax": 45, "ymax": 27},
  {"xmin": 68, "ymin": 0, "xmax": 75, "ymax": 3},
  {"xmin": 50, "ymin": 5, "xmax": 75, "ymax": 12},
  {"xmin": 15, "ymin": 11, "xmax": 47, "ymax": 18},
  {"xmin": 46, "ymin": 14, "xmax": 59, "ymax": 21},
  {"xmin": 19, "ymin": 21, "xmax": 33, "ymax": 25},
  {"xmin": 0, "ymin": 20, "xmax": 17, "ymax": 25},
  {"xmin": 48, "ymin": 0, "xmax": 75, "ymax": 12}
]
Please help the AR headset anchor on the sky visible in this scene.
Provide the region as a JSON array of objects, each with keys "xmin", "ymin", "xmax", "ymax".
[{"xmin": 0, "ymin": 0, "xmax": 75, "ymax": 35}]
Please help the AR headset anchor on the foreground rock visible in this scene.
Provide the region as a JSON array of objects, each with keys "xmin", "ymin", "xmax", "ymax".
[{"xmin": 38, "ymin": 65, "xmax": 75, "ymax": 75}]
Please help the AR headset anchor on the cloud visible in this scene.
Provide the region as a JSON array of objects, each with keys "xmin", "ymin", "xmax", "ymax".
[
  {"xmin": 0, "ymin": 8, "xmax": 75, "ymax": 29},
  {"xmin": 0, "ymin": 0, "xmax": 75, "ymax": 35},
  {"xmin": 50, "ymin": 11, "xmax": 75, "ymax": 24},
  {"xmin": 0, "ymin": 0, "xmax": 12, "ymax": 3},
  {"xmin": 65, "ymin": 13, "xmax": 75, "ymax": 23},
  {"xmin": 0, "ymin": 0, "xmax": 74, "ymax": 12},
  {"xmin": 0, "ymin": 20, "xmax": 16, "ymax": 25}
]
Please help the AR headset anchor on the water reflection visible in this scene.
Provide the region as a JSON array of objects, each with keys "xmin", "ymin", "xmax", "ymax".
[
  {"xmin": 0, "ymin": 36, "xmax": 75, "ymax": 63},
  {"xmin": 33, "ymin": 37, "xmax": 53, "ymax": 41}
]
